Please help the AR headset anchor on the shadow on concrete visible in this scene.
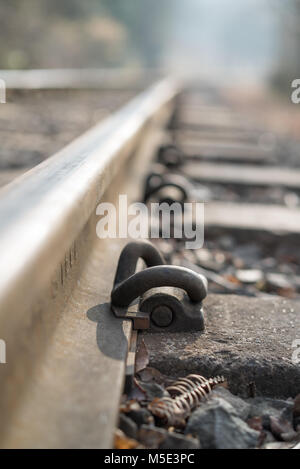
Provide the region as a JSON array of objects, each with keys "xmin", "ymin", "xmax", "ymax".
[{"xmin": 87, "ymin": 302, "xmax": 129, "ymax": 361}]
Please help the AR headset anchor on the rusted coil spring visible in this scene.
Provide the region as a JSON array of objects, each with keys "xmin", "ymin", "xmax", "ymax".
[{"xmin": 148, "ymin": 374, "xmax": 226, "ymax": 426}]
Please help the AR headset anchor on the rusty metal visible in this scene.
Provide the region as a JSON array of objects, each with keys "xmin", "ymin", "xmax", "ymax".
[
  {"xmin": 148, "ymin": 374, "xmax": 226, "ymax": 427},
  {"xmin": 111, "ymin": 241, "xmax": 208, "ymax": 331}
]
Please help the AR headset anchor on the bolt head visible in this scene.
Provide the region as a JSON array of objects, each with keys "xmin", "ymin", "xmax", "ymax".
[{"xmin": 151, "ymin": 305, "xmax": 173, "ymax": 328}]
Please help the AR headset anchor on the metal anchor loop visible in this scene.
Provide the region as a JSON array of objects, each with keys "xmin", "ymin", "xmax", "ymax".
[
  {"xmin": 157, "ymin": 144, "xmax": 184, "ymax": 168},
  {"xmin": 144, "ymin": 181, "xmax": 188, "ymax": 205},
  {"xmin": 143, "ymin": 172, "xmax": 190, "ymax": 205},
  {"xmin": 112, "ymin": 265, "xmax": 207, "ymax": 307},
  {"xmin": 111, "ymin": 241, "xmax": 207, "ymax": 332},
  {"xmin": 113, "ymin": 240, "xmax": 165, "ymax": 287},
  {"xmin": 143, "ymin": 172, "xmax": 165, "ymax": 203}
]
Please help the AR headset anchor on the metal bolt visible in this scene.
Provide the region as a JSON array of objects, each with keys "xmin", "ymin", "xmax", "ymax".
[{"xmin": 151, "ymin": 305, "xmax": 173, "ymax": 328}]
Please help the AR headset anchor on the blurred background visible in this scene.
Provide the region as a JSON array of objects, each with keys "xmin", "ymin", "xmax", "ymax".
[
  {"xmin": 1, "ymin": 0, "xmax": 300, "ymax": 303},
  {"xmin": 0, "ymin": 0, "xmax": 299, "ymax": 93}
]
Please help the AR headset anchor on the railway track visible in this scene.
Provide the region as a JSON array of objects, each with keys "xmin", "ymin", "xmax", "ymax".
[
  {"xmin": 0, "ymin": 76, "xmax": 178, "ymax": 448},
  {"xmin": 0, "ymin": 69, "xmax": 149, "ymax": 189},
  {"xmin": 0, "ymin": 76, "xmax": 299, "ymax": 449}
]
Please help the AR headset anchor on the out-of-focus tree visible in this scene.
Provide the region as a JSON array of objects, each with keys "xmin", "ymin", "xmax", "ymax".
[
  {"xmin": 101, "ymin": 0, "xmax": 173, "ymax": 66},
  {"xmin": 0, "ymin": 0, "xmax": 174, "ymax": 69}
]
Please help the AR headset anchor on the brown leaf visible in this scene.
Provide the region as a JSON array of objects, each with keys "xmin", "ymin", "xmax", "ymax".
[
  {"xmin": 224, "ymin": 274, "xmax": 241, "ymax": 285},
  {"xmin": 247, "ymin": 416, "xmax": 263, "ymax": 433},
  {"xmin": 277, "ymin": 288, "xmax": 296, "ymax": 298},
  {"xmin": 127, "ymin": 378, "xmax": 147, "ymax": 402},
  {"xmin": 247, "ymin": 416, "xmax": 266, "ymax": 447},
  {"xmin": 135, "ymin": 339, "xmax": 149, "ymax": 374},
  {"xmin": 114, "ymin": 429, "xmax": 140, "ymax": 449},
  {"xmin": 120, "ymin": 400, "xmax": 141, "ymax": 414}
]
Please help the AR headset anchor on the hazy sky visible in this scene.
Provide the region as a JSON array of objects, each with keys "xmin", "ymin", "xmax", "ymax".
[{"xmin": 166, "ymin": 0, "xmax": 278, "ymax": 83}]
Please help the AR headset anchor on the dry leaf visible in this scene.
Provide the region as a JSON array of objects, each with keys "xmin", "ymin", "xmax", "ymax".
[
  {"xmin": 114, "ymin": 429, "xmax": 140, "ymax": 449},
  {"xmin": 127, "ymin": 378, "xmax": 147, "ymax": 401},
  {"xmin": 247, "ymin": 416, "xmax": 263, "ymax": 433},
  {"xmin": 135, "ymin": 339, "xmax": 149, "ymax": 373},
  {"xmin": 247, "ymin": 416, "xmax": 266, "ymax": 447},
  {"xmin": 120, "ymin": 400, "xmax": 141, "ymax": 414},
  {"xmin": 224, "ymin": 274, "xmax": 241, "ymax": 285},
  {"xmin": 277, "ymin": 288, "xmax": 296, "ymax": 298}
]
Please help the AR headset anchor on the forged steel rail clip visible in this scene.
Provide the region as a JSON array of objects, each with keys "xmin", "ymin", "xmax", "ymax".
[
  {"xmin": 111, "ymin": 241, "xmax": 207, "ymax": 332},
  {"xmin": 143, "ymin": 171, "xmax": 190, "ymax": 206},
  {"xmin": 157, "ymin": 144, "xmax": 184, "ymax": 169}
]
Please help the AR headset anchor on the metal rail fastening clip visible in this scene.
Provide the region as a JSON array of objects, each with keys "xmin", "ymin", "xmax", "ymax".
[{"xmin": 111, "ymin": 241, "xmax": 207, "ymax": 332}]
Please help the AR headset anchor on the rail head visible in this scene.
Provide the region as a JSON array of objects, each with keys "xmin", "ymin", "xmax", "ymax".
[{"xmin": 0, "ymin": 78, "xmax": 179, "ymax": 338}]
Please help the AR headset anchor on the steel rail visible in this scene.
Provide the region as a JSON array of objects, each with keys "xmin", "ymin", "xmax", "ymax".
[{"xmin": 0, "ymin": 78, "xmax": 178, "ymax": 448}]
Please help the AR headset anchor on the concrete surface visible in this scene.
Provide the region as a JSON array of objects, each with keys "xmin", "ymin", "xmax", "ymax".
[{"xmin": 143, "ymin": 294, "xmax": 300, "ymax": 398}]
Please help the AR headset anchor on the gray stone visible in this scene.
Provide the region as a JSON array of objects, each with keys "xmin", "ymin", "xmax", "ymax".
[
  {"xmin": 263, "ymin": 431, "xmax": 276, "ymax": 445},
  {"xmin": 218, "ymin": 235, "xmax": 235, "ymax": 250},
  {"xmin": 263, "ymin": 441, "xmax": 300, "ymax": 449},
  {"xmin": 144, "ymin": 294, "xmax": 300, "ymax": 398},
  {"xmin": 185, "ymin": 397, "xmax": 260, "ymax": 449},
  {"xmin": 160, "ymin": 432, "xmax": 200, "ymax": 450},
  {"xmin": 139, "ymin": 381, "xmax": 170, "ymax": 400},
  {"xmin": 138, "ymin": 425, "xmax": 166, "ymax": 449},
  {"xmin": 119, "ymin": 413, "xmax": 138, "ymax": 440},
  {"xmin": 233, "ymin": 244, "xmax": 262, "ymax": 264},
  {"xmin": 236, "ymin": 269, "xmax": 263, "ymax": 284},
  {"xmin": 294, "ymin": 417, "xmax": 300, "ymax": 431},
  {"xmin": 265, "ymin": 273, "xmax": 293, "ymax": 290},
  {"xmin": 211, "ymin": 386, "xmax": 251, "ymax": 420},
  {"xmin": 294, "ymin": 394, "xmax": 300, "ymax": 417},
  {"xmin": 247, "ymin": 397, "xmax": 294, "ymax": 430},
  {"xmin": 139, "ymin": 425, "xmax": 200, "ymax": 449},
  {"xmin": 127, "ymin": 408, "xmax": 154, "ymax": 427}
]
